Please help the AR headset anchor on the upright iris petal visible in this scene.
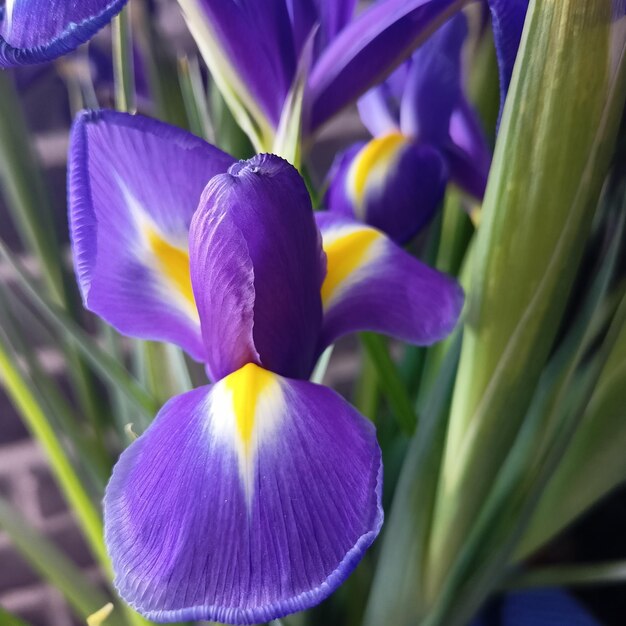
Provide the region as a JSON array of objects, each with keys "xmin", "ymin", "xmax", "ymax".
[
  {"xmin": 487, "ymin": 0, "xmax": 529, "ymax": 117},
  {"xmin": 326, "ymin": 13, "xmax": 490, "ymax": 243},
  {"xmin": 190, "ymin": 155, "xmax": 325, "ymax": 380},
  {"xmin": 0, "ymin": 0, "xmax": 128, "ymax": 67},
  {"xmin": 327, "ymin": 137, "xmax": 448, "ymax": 242}
]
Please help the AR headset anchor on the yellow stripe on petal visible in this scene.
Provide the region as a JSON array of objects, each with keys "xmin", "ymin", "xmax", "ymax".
[
  {"xmin": 144, "ymin": 223, "xmax": 195, "ymax": 310},
  {"xmin": 321, "ymin": 227, "xmax": 383, "ymax": 308},
  {"xmin": 347, "ymin": 132, "xmax": 409, "ymax": 218},
  {"xmin": 211, "ymin": 363, "xmax": 284, "ymax": 506},
  {"xmin": 225, "ymin": 362, "xmax": 277, "ymax": 448},
  {"xmin": 116, "ymin": 177, "xmax": 197, "ymax": 320}
]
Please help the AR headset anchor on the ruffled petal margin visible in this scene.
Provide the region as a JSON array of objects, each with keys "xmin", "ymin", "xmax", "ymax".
[{"xmin": 0, "ymin": 0, "xmax": 127, "ymax": 67}]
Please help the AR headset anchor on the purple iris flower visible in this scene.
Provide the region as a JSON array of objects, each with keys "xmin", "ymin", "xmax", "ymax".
[
  {"xmin": 68, "ymin": 109, "xmax": 463, "ymax": 622},
  {"xmin": 0, "ymin": 0, "xmax": 128, "ymax": 66},
  {"xmin": 177, "ymin": 0, "xmax": 528, "ymax": 145},
  {"xmin": 1, "ymin": 0, "xmax": 527, "ymax": 147},
  {"xmin": 325, "ymin": 13, "xmax": 491, "ymax": 243}
]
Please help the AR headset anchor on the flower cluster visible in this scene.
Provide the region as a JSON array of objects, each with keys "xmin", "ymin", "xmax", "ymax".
[{"xmin": 0, "ymin": 0, "xmax": 539, "ymax": 624}]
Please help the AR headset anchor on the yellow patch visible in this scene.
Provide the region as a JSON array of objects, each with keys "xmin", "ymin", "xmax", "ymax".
[
  {"xmin": 144, "ymin": 224, "xmax": 195, "ymax": 309},
  {"xmin": 224, "ymin": 363, "xmax": 277, "ymax": 448},
  {"xmin": 347, "ymin": 132, "xmax": 408, "ymax": 212},
  {"xmin": 87, "ymin": 603, "xmax": 114, "ymax": 626},
  {"xmin": 321, "ymin": 228, "xmax": 382, "ymax": 307}
]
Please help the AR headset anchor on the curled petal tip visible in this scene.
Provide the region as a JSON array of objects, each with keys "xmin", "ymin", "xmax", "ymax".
[{"xmin": 0, "ymin": 0, "xmax": 128, "ymax": 67}]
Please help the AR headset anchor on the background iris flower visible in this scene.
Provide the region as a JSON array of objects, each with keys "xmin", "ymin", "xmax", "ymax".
[
  {"xmin": 67, "ymin": 109, "xmax": 463, "ymax": 622},
  {"xmin": 324, "ymin": 13, "xmax": 492, "ymax": 243},
  {"xmin": 0, "ymin": 0, "xmax": 527, "ymax": 155},
  {"xmin": 175, "ymin": 0, "xmax": 528, "ymax": 150}
]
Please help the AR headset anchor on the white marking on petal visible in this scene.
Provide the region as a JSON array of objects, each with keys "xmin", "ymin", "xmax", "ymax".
[{"xmin": 209, "ymin": 370, "xmax": 285, "ymax": 508}]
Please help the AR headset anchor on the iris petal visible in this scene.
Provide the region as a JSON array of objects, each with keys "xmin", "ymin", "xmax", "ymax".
[
  {"xmin": 178, "ymin": 0, "xmax": 296, "ymax": 129},
  {"xmin": 68, "ymin": 110, "xmax": 234, "ymax": 361},
  {"xmin": 190, "ymin": 154, "xmax": 325, "ymax": 380},
  {"xmin": 446, "ymin": 101, "xmax": 492, "ymax": 199},
  {"xmin": 316, "ymin": 213, "xmax": 463, "ymax": 351},
  {"xmin": 487, "ymin": 0, "xmax": 529, "ymax": 117},
  {"xmin": 0, "ymin": 0, "xmax": 127, "ymax": 67},
  {"xmin": 308, "ymin": 0, "xmax": 461, "ymax": 132},
  {"xmin": 104, "ymin": 364, "xmax": 383, "ymax": 623},
  {"xmin": 399, "ymin": 12, "xmax": 468, "ymax": 144},
  {"xmin": 471, "ymin": 589, "xmax": 598, "ymax": 626},
  {"xmin": 326, "ymin": 139, "xmax": 447, "ymax": 243}
]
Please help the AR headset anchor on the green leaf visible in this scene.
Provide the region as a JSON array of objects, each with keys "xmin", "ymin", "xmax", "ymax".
[
  {"xmin": 0, "ymin": 496, "xmax": 120, "ymax": 625},
  {"xmin": 273, "ymin": 29, "xmax": 316, "ymax": 168},
  {"xmin": 0, "ymin": 606, "xmax": 31, "ymax": 626},
  {"xmin": 363, "ymin": 335, "xmax": 462, "ymax": 626},
  {"xmin": 0, "ymin": 240, "xmax": 157, "ymax": 418},
  {"xmin": 178, "ymin": 55, "xmax": 215, "ymax": 141},
  {"xmin": 360, "ymin": 333, "xmax": 418, "ymax": 435},
  {"xmin": 0, "ymin": 72, "xmax": 64, "ymax": 303},
  {"xmin": 505, "ymin": 560, "xmax": 626, "ymax": 590},
  {"xmin": 0, "ymin": 330, "xmax": 108, "ymax": 568},
  {"xmin": 518, "ymin": 297, "xmax": 626, "ymax": 557},
  {"xmin": 112, "ymin": 5, "xmax": 136, "ymax": 112},
  {"xmin": 427, "ymin": 0, "xmax": 623, "ymax": 595}
]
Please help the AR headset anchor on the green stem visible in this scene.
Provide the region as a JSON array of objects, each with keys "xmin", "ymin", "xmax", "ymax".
[
  {"xmin": 0, "ymin": 334, "xmax": 108, "ymax": 568},
  {"xmin": 360, "ymin": 333, "xmax": 418, "ymax": 435},
  {"xmin": 112, "ymin": 6, "xmax": 136, "ymax": 112},
  {"xmin": 0, "ymin": 239, "xmax": 157, "ymax": 418},
  {"xmin": 0, "ymin": 72, "xmax": 64, "ymax": 302},
  {"xmin": 0, "ymin": 496, "xmax": 124, "ymax": 625},
  {"xmin": 505, "ymin": 561, "xmax": 626, "ymax": 589},
  {"xmin": 355, "ymin": 349, "xmax": 380, "ymax": 422}
]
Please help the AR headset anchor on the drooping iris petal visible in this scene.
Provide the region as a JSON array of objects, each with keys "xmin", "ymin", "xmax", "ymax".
[
  {"xmin": 177, "ymin": 0, "xmax": 296, "ymax": 128},
  {"xmin": 399, "ymin": 12, "xmax": 468, "ymax": 144},
  {"xmin": 68, "ymin": 110, "xmax": 234, "ymax": 361},
  {"xmin": 0, "ymin": 0, "xmax": 127, "ymax": 67},
  {"xmin": 190, "ymin": 154, "xmax": 325, "ymax": 380},
  {"xmin": 308, "ymin": 0, "xmax": 461, "ymax": 132},
  {"xmin": 487, "ymin": 0, "xmax": 529, "ymax": 115},
  {"xmin": 315, "ymin": 212, "xmax": 463, "ymax": 351},
  {"xmin": 326, "ymin": 138, "xmax": 447, "ymax": 243},
  {"xmin": 445, "ymin": 100, "xmax": 492, "ymax": 198},
  {"xmin": 105, "ymin": 363, "xmax": 383, "ymax": 623}
]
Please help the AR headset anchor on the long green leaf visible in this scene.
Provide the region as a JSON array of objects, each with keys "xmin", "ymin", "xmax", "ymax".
[
  {"xmin": 360, "ymin": 333, "xmax": 418, "ymax": 435},
  {"xmin": 112, "ymin": 5, "xmax": 136, "ymax": 112},
  {"xmin": 0, "ymin": 332, "xmax": 108, "ymax": 567},
  {"xmin": 0, "ymin": 240, "xmax": 157, "ymax": 418},
  {"xmin": 427, "ymin": 0, "xmax": 621, "ymax": 594},
  {"xmin": 0, "ymin": 496, "xmax": 121, "ymax": 625}
]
